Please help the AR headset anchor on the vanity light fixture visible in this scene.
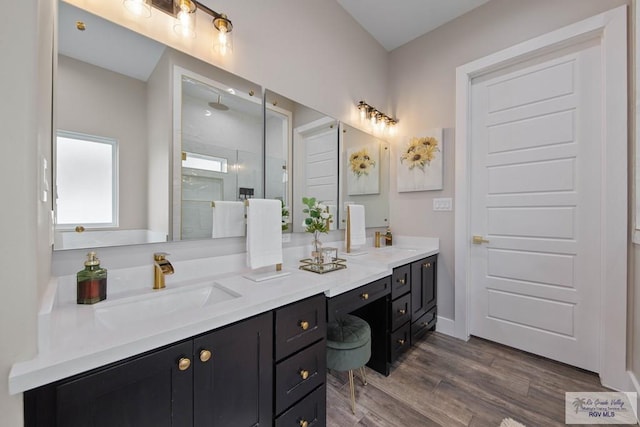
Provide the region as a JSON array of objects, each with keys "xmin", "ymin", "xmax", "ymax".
[
  {"xmin": 125, "ymin": 0, "xmax": 234, "ymax": 54},
  {"xmin": 357, "ymin": 101, "xmax": 397, "ymax": 133}
]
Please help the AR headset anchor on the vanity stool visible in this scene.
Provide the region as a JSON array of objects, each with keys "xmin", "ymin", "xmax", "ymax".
[{"xmin": 326, "ymin": 314, "xmax": 371, "ymax": 414}]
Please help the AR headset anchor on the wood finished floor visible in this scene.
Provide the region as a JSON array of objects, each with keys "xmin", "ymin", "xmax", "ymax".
[{"xmin": 326, "ymin": 332, "xmax": 626, "ymax": 427}]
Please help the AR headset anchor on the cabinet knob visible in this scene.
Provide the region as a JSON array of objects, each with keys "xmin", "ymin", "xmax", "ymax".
[
  {"xmin": 299, "ymin": 420, "xmax": 309, "ymax": 427},
  {"xmin": 397, "ymin": 339, "xmax": 406, "ymax": 346},
  {"xmin": 423, "ymin": 262, "xmax": 431, "ymax": 268},
  {"xmin": 299, "ymin": 320, "xmax": 310, "ymax": 331},
  {"xmin": 178, "ymin": 357, "xmax": 191, "ymax": 371},
  {"xmin": 397, "ymin": 278, "xmax": 406, "ymax": 285},
  {"xmin": 199, "ymin": 349, "xmax": 212, "ymax": 363},
  {"xmin": 360, "ymin": 292, "xmax": 369, "ymax": 300},
  {"xmin": 299, "ymin": 369, "xmax": 310, "ymax": 380},
  {"xmin": 398, "ymin": 308, "xmax": 406, "ymax": 315}
]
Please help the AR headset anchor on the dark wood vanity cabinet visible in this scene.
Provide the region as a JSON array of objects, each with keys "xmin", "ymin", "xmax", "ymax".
[
  {"xmin": 274, "ymin": 294, "xmax": 327, "ymax": 427},
  {"xmin": 193, "ymin": 312, "xmax": 273, "ymax": 427},
  {"xmin": 388, "ymin": 254, "xmax": 438, "ymax": 364},
  {"xmin": 410, "ymin": 255, "xmax": 438, "ymax": 343},
  {"xmin": 389, "ymin": 264, "xmax": 412, "ymax": 363},
  {"xmin": 25, "ymin": 312, "xmax": 273, "ymax": 427}
]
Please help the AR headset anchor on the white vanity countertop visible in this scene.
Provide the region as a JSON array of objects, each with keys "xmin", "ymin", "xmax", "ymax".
[{"xmin": 9, "ymin": 236, "xmax": 438, "ymax": 394}]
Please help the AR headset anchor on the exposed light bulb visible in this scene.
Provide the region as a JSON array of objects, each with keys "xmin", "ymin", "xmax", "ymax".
[
  {"xmin": 218, "ymin": 29, "xmax": 229, "ymax": 56},
  {"xmin": 213, "ymin": 15, "xmax": 233, "ymax": 55},
  {"xmin": 173, "ymin": 0, "xmax": 196, "ymax": 38}
]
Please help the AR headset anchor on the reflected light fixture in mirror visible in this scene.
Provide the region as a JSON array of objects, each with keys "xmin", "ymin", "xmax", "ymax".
[
  {"xmin": 357, "ymin": 101, "xmax": 397, "ymax": 135},
  {"xmin": 123, "ymin": 0, "xmax": 233, "ymax": 54}
]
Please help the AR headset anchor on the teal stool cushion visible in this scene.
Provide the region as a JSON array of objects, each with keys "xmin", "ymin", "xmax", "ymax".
[{"xmin": 326, "ymin": 315, "xmax": 371, "ymax": 372}]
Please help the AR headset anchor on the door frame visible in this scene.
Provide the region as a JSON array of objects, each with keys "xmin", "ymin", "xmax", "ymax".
[{"xmin": 454, "ymin": 6, "xmax": 628, "ymax": 390}]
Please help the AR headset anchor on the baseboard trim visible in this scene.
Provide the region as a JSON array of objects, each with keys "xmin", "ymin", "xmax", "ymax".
[{"xmin": 436, "ymin": 316, "xmax": 455, "ymax": 337}]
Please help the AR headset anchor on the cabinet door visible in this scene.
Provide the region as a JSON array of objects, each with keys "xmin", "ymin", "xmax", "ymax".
[
  {"xmin": 46, "ymin": 341, "xmax": 193, "ymax": 427},
  {"xmin": 193, "ymin": 312, "xmax": 273, "ymax": 427},
  {"xmin": 410, "ymin": 255, "xmax": 437, "ymax": 322}
]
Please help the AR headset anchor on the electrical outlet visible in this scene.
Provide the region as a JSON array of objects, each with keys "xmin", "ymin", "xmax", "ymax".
[
  {"xmin": 282, "ymin": 234, "xmax": 291, "ymax": 243},
  {"xmin": 433, "ymin": 198, "xmax": 453, "ymax": 211}
]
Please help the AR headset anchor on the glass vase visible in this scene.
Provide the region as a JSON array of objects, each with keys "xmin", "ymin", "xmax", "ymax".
[{"xmin": 311, "ymin": 231, "xmax": 323, "ymax": 264}]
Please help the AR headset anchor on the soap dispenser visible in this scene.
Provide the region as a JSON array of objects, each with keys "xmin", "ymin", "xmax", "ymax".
[{"xmin": 77, "ymin": 251, "xmax": 107, "ymax": 304}]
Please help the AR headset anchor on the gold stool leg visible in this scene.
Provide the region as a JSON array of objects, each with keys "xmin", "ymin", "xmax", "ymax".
[
  {"xmin": 359, "ymin": 366, "xmax": 367, "ymax": 386},
  {"xmin": 348, "ymin": 369, "xmax": 356, "ymax": 414}
]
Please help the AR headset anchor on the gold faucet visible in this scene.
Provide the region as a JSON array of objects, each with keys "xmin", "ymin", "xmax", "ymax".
[{"xmin": 153, "ymin": 253, "xmax": 174, "ymax": 289}]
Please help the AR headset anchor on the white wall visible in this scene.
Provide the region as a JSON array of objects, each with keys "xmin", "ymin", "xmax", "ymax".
[
  {"xmin": 57, "ymin": 55, "xmax": 149, "ymax": 230},
  {"xmin": 388, "ymin": 0, "xmax": 629, "ymax": 322},
  {"xmin": 0, "ymin": 0, "xmax": 53, "ymax": 424}
]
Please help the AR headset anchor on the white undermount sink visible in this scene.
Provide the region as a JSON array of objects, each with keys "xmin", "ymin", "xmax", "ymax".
[{"xmin": 94, "ymin": 282, "xmax": 240, "ymax": 329}]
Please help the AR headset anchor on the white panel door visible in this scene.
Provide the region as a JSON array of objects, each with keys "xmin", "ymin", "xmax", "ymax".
[
  {"xmin": 469, "ymin": 40, "xmax": 602, "ymax": 371},
  {"xmin": 304, "ymin": 127, "xmax": 338, "ymax": 204}
]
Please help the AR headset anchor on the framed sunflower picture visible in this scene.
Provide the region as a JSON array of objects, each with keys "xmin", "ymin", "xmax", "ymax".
[
  {"xmin": 346, "ymin": 144, "xmax": 380, "ymax": 195},
  {"xmin": 397, "ymin": 129, "xmax": 443, "ymax": 192}
]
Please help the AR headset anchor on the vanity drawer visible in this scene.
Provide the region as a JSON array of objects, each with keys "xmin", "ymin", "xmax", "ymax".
[
  {"xmin": 275, "ymin": 384, "xmax": 326, "ymax": 427},
  {"xmin": 327, "ymin": 276, "xmax": 391, "ymax": 322},
  {"xmin": 411, "ymin": 306, "xmax": 437, "ymax": 344},
  {"xmin": 275, "ymin": 294, "xmax": 326, "ymax": 361},
  {"xmin": 390, "ymin": 293, "xmax": 411, "ymax": 331},
  {"xmin": 391, "ymin": 264, "xmax": 411, "ymax": 299},
  {"xmin": 275, "ymin": 339, "xmax": 326, "ymax": 414},
  {"xmin": 390, "ymin": 322, "xmax": 411, "ymax": 362}
]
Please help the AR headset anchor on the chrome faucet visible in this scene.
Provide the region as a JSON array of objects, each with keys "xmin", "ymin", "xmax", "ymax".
[{"xmin": 153, "ymin": 253, "xmax": 174, "ymax": 289}]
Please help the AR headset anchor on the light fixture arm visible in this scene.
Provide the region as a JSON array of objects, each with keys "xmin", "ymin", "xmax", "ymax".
[{"xmin": 195, "ymin": 1, "xmax": 233, "ymax": 32}]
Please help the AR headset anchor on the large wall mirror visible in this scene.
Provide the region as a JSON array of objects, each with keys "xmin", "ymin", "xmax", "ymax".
[
  {"xmin": 338, "ymin": 123, "xmax": 390, "ymax": 229},
  {"xmin": 265, "ymin": 90, "xmax": 340, "ymax": 233},
  {"xmin": 54, "ymin": 1, "xmax": 261, "ymax": 250}
]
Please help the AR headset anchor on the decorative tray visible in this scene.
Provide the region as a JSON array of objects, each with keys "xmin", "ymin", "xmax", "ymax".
[
  {"xmin": 299, "ymin": 247, "xmax": 347, "ymax": 274},
  {"xmin": 299, "ymin": 257, "xmax": 347, "ymax": 274}
]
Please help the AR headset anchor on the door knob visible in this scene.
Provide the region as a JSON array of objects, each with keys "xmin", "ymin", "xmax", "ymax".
[{"xmin": 472, "ymin": 235, "xmax": 490, "ymax": 244}]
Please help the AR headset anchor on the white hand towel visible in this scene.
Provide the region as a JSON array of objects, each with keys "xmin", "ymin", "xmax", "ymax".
[
  {"xmin": 246, "ymin": 199, "xmax": 283, "ymax": 269},
  {"xmin": 347, "ymin": 204, "xmax": 366, "ymax": 247},
  {"xmin": 212, "ymin": 201, "xmax": 246, "ymax": 238}
]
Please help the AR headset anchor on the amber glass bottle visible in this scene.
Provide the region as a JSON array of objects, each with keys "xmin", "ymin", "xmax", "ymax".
[{"xmin": 77, "ymin": 251, "xmax": 107, "ymax": 304}]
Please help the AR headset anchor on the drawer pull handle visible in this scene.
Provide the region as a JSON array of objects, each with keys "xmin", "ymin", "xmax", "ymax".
[
  {"xmin": 299, "ymin": 420, "xmax": 309, "ymax": 427},
  {"xmin": 199, "ymin": 349, "xmax": 212, "ymax": 363},
  {"xmin": 398, "ymin": 308, "xmax": 406, "ymax": 315},
  {"xmin": 299, "ymin": 320, "xmax": 310, "ymax": 331},
  {"xmin": 423, "ymin": 262, "xmax": 431, "ymax": 268},
  {"xmin": 178, "ymin": 357, "xmax": 191, "ymax": 371},
  {"xmin": 397, "ymin": 339, "xmax": 406, "ymax": 346},
  {"xmin": 422, "ymin": 322, "xmax": 429, "ymax": 327},
  {"xmin": 397, "ymin": 278, "xmax": 406, "ymax": 285},
  {"xmin": 360, "ymin": 292, "xmax": 369, "ymax": 300},
  {"xmin": 300, "ymin": 369, "xmax": 310, "ymax": 380}
]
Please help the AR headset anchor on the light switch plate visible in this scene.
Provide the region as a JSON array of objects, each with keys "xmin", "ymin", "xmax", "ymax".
[
  {"xmin": 282, "ymin": 234, "xmax": 291, "ymax": 243},
  {"xmin": 433, "ymin": 198, "xmax": 453, "ymax": 211}
]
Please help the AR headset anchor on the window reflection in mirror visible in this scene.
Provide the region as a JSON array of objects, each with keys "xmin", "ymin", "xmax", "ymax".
[
  {"xmin": 264, "ymin": 91, "xmax": 340, "ymax": 233},
  {"xmin": 339, "ymin": 123, "xmax": 390, "ymax": 229}
]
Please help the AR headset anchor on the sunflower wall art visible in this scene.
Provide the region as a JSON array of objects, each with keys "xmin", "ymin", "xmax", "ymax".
[
  {"xmin": 397, "ymin": 129, "xmax": 443, "ymax": 192},
  {"xmin": 346, "ymin": 145, "xmax": 380, "ymax": 195}
]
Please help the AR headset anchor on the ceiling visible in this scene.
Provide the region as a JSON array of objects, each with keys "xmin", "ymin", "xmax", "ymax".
[{"xmin": 336, "ymin": 0, "xmax": 491, "ymax": 51}]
